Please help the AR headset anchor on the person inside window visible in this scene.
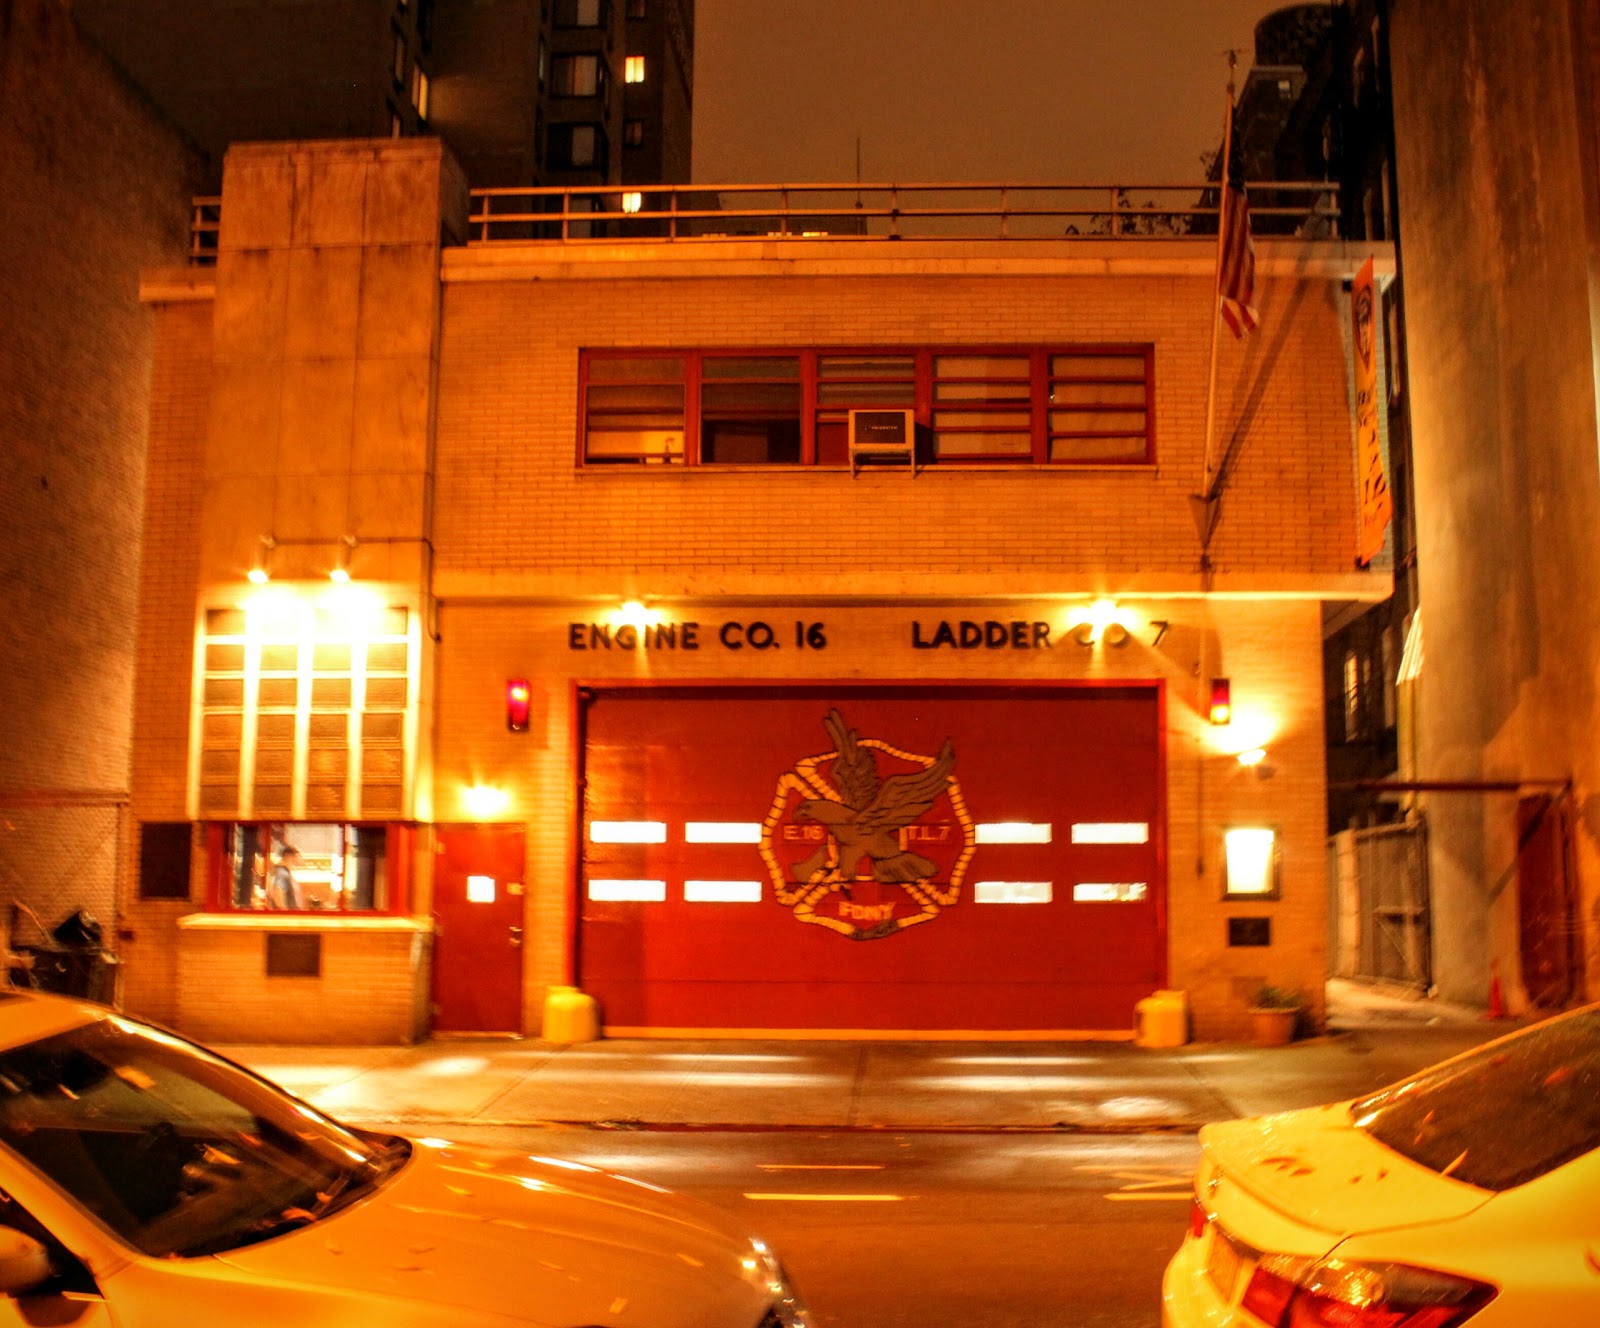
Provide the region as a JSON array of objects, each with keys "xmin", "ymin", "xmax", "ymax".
[{"xmin": 268, "ymin": 847, "xmax": 302, "ymax": 910}]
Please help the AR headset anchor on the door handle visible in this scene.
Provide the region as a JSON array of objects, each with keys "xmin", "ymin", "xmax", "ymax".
[{"xmin": 509, "ymin": 925, "xmax": 523, "ymax": 949}]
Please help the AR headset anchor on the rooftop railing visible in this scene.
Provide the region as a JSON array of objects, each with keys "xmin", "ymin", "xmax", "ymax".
[
  {"xmin": 464, "ymin": 181, "xmax": 1342, "ymax": 245},
  {"xmin": 187, "ymin": 181, "xmax": 1343, "ymax": 262}
]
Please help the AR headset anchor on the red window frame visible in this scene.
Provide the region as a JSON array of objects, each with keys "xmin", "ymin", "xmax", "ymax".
[{"xmin": 577, "ymin": 345, "xmax": 1155, "ymax": 468}]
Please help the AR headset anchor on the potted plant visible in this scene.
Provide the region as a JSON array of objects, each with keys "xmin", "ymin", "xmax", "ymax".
[{"xmin": 1248, "ymin": 984, "xmax": 1302, "ymax": 1046}]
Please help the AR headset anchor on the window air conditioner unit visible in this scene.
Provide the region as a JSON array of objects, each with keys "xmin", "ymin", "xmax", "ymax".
[{"xmin": 847, "ymin": 408, "xmax": 917, "ymax": 476}]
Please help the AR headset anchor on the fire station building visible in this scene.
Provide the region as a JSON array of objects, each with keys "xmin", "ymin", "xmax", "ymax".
[{"xmin": 124, "ymin": 138, "xmax": 1389, "ymax": 1043}]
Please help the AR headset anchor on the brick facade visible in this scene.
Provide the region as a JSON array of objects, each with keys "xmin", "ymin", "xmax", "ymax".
[
  {"xmin": 0, "ymin": 0, "xmax": 200, "ymax": 942},
  {"xmin": 130, "ymin": 138, "xmax": 1388, "ymax": 1042}
]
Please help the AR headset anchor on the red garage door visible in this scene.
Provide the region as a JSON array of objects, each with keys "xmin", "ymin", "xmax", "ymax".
[{"xmin": 577, "ymin": 685, "xmax": 1165, "ymax": 1034}]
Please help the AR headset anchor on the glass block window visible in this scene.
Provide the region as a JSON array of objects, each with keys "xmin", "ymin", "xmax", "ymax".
[{"xmin": 197, "ymin": 603, "xmax": 414, "ymax": 824}]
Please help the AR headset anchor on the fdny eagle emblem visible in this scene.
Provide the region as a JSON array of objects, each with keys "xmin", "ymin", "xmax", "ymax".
[{"xmin": 759, "ymin": 708, "xmax": 975, "ymax": 940}]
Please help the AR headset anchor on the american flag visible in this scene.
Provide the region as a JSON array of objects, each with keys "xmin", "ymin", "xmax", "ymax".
[{"xmin": 1218, "ymin": 117, "xmax": 1258, "ymax": 337}]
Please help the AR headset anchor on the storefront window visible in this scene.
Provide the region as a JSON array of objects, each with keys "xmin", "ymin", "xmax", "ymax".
[{"xmin": 220, "ymin": 823, "xmax": 394, "ymax": 913}]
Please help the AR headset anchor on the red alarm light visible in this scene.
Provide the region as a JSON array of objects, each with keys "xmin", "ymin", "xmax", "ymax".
[
  {"xmin": 1208, "ymin": 678, "xmax": 1232, "ymax": 726},
  {"xmin": 505, "ymin": 679, "xmax": 532, "ymax": 732}
]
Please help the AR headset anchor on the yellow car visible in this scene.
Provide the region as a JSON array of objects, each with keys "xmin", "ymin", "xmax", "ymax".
[
  {"xmin": 0, "ymin": 990, "xmax": 808, "ymax": 1327},
  {"xmin": 1163, "ymin": 1002, "xmax": 1600, "ymax": 1326}
]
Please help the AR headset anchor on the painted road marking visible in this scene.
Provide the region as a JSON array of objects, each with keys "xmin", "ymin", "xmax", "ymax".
[
  {"xmin": 1077, "ymin": 1164, "xmax": 1194, "ymax": 1202},
  {"xmin": 743, "ymin": 1193, "xmax": 908, "ymax": 1202},
  {"xmin": 756, "ymin": 1164, "xmax": 887, "ymax": 1172}
]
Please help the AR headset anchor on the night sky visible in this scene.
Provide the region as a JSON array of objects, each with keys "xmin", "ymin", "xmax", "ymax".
[{"xmin": 693, "ymin": 0, "xmax": 1292, "ymax": 184}]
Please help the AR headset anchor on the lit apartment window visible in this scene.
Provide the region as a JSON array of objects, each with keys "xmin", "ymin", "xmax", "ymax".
[
  {"xmin": 621, "ymin": 191, "xmax": 643, "ymax": 213},
  {"xmin": 552, "ymin": 53, "xmax": 606, "ymax": 98},
  {"xmin": 1343, "ymin": 652, "xmax": 1361, "ymax": 741},
  {"xmin": 625, "ymin": 54, "xmax": 646, "ymax": 83},
  {"xmin": 411, "ymin": 64, "xmax": 430, "ymax": 120}
]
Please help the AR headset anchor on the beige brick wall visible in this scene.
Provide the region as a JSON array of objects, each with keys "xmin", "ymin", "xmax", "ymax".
[
  {"xmin": 419, "ymin": 245, "xmax": 1361, "ymax": 1038},
  {"xmin": 435, "ymin": 596, "xmax": 1328, "ymax": 1040},
  {"xmin": 0, "ymin": 0, "xmax": 200, "ymax": 931},
  {"xmin": 175, "ymin": 923, "xmax": 430, "ymax": 1044},
  {"xmin": 128, "ymin": 175, "xmax": 1374, "ymax": 1041},
  {"xmin": 122, "ymin": 301, "xmax": 213, "ymax": 1026},
  {"xmin": 432, "ymin": 258, "xmax": 1366, "ymax": 597}
]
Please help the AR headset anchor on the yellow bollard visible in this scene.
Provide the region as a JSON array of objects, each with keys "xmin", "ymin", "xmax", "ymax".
[
  {"xmin": 1133, "ymin": 990, "xmax": 1189, "ymax": 1048},
  {"xmin": 542, "ymin": 985, "xmax": 599, "ymax": 1043}
]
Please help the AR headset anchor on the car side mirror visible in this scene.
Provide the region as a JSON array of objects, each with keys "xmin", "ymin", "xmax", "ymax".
[{"xmin": 0, "ymin": 1227, "xmax": 52, "ymax": 1296}]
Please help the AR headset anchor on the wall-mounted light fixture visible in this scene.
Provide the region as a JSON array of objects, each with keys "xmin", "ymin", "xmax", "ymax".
[
  {"xmin": 329, "ymin": 535, "xmax": 356, "ymax": 584},
  {"xmin": 1208, "ymin": 677, "xmax": 1232, "ymax": 725},
  {"xmin": 1222, "ymin": 826, "xmax": 1280, "ymax": 898},
  {"xmin": 247, "ymin": 535, "xmax": 275, "ymax": 585},
  {"xmin": 612, "ymin": 599, "xmax": 665, "ymax": 631},
  {"xmin": 463, "ymin": 784, "xmax": 510, "ymax": 819},
  {"xmin": 1069, "ymin": 598, "xmax": 1131, "ymax": 647},
  {"xmin": 1237, "ymin": 746, "xmax": 1277, "ymax": 780}
]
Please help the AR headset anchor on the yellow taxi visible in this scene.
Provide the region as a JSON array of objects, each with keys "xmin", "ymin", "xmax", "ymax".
[
  {"xmin": 1163, "ymin": 1003, "xmax": 1600, "ymax": 1326},
  {"xmin": 0, "ymin": 990, "xmax": 808, "ymax": 1327}
]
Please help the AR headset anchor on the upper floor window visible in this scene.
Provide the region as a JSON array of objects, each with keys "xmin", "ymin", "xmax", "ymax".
[
  {"xmin": 555, "ymin": 0, "xmax": 605, "ymax": 26},
  {"xmin": 579, "ymin": 346, "xmax": 1154, "ymax": 467},
  {"xmin": 626, "ymin": 0, "xmax": 647, "ymax": 16},
  {"xmin": 548, "ymin": 122, "xmax": 606, "ymax": 171},
  {"xmin": 410, "ymin": 64, "xmax": 430, "ymax": 119},
  {"xmin": 623, "ymin": 117, "xmax": 645, "ymax": 147},
  {"xmin": 625, "ymin": 54, "xmax": 646, "ymax": 82},
  {"xmin": 552, "ymin": 52, "xmax": 607, "ymax": 98}
]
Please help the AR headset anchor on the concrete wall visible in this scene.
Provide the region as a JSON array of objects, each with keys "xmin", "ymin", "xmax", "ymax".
[
  {"xmin": 1390, "ymin": 0, "xmax": 1600, "ymax": 1007},
  {"xmin": 125, "ymin": 139, "xmax": 466, "ymax": 1035},
  {"xmin": 0, "ymin": 0, "xmax": 199, "ymax": 936}
]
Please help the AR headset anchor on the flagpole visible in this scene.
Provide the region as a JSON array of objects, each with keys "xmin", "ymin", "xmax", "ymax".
[{"xmin": 1200, "ymin": 52, "xmax": 1239, "ymax": 498}]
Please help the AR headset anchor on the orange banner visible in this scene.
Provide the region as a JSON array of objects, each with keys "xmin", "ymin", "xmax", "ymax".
[{"xmin": 1352, "ymin": 258, "xmax": 1392, "ymax": 564}]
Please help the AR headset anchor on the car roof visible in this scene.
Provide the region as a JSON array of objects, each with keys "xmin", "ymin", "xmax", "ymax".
[{"xmin": 0, "ymin": 989, "xmax": 110, "ymax": 1052}]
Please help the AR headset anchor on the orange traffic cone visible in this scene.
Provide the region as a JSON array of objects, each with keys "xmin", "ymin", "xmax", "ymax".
[{"xmin": 1485, "ymin": 961, "xmax": 1507, "ymax": 1019}]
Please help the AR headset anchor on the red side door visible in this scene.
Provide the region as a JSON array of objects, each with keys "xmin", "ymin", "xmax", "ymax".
[{"xmin": 432, "ymin": 825, "xmax": 526, "ymax": 1033}]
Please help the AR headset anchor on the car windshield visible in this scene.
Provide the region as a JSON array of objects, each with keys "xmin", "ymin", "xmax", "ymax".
[
  {"xmin": 1350, "ymin": 1006, "xmax": 1600, "ymax": 1191},
  {"xmin": 0, "ymin": 1015, "xmax": 408, "ymax": 1257}
]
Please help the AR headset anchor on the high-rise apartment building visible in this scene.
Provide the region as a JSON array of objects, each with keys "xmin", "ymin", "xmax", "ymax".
[{"xmin": 72, "ymin": 0, "xmax": 694, "ymax": 190}]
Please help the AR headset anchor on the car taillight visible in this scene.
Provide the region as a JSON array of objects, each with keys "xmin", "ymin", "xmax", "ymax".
[
  {"xmin": 1239, "ymin": 1257, "xmax": 1497, "ymax": 1328},
  {"xmin": 1189, "ymin": 1198, "xmax": 1208, "ymax": 1240},
  {"xmin": 1239, "ymin": 1262, "xmax": 1295, "ymax": 1323}
]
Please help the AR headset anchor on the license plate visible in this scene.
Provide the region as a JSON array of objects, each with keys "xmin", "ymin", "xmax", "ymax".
[{"xmin": 1205, "ymin": 1228, "xmax": 1241, "ymax": 1300}]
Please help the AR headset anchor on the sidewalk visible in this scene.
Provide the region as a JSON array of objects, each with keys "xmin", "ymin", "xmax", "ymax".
[{"xmin": 220, "ymin": 980, "xmax": 1527, "ymax": 1135}]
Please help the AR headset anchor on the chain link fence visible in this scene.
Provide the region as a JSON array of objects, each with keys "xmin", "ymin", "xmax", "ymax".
[{"xmin": 0, "ymin": 793, "xmax": 127, "ymax": 1001}]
